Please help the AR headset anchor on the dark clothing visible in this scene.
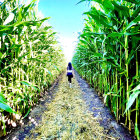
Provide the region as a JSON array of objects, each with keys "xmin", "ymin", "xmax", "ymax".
[
  {"xmin": 68, "ymin": 75, "xmax": 73, "ymax": 83},
  {"xmin": 67, "ymin": 65, "xmax": 73, "ymax": 83},
  {"xmin": 67, "ymin": 72, "xmax": 73, "ymax": 76}
]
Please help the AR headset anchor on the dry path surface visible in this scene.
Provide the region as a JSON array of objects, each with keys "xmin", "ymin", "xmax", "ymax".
[{"xmin": 3, "ymin": 71, "xmax": 134, "ymax": 140}]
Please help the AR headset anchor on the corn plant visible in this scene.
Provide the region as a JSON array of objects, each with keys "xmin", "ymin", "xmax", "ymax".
[
  {"xmin": 73, "ymin": 0, "xmax": 140, "ymax": 139},
  {"xmin": 0, "ymin": 0, "xmax": 66, "ymax": 136}
]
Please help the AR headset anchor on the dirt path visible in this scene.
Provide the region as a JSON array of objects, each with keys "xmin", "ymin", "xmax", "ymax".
[{"xmin": 3, "ymin": 71, "xmax": 134, "ymax": 140}]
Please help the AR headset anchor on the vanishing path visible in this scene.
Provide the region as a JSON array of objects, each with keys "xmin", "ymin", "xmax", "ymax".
[{"xmin": 4, "ymin": 71, "xmax": 134, "ymax": 140}]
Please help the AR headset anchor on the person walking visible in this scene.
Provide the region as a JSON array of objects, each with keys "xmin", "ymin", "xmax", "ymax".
[{"xmin": 66, "ymin": 62, "xmax": 73, "ymax": 88}]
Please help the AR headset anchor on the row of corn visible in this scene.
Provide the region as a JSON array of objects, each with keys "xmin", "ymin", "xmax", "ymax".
[
  {"xmin": 0, "ymin": 0, "xmax": 66, "ymax": 137},
  {"xmin": 72, "ymin": 0, "xmax": 140, "ymax": 139}
]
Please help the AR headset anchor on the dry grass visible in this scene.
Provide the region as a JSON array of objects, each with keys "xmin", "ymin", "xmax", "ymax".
[{"xmin": 26, "ymin": 75, "xmax": 117, "ymax": 140}]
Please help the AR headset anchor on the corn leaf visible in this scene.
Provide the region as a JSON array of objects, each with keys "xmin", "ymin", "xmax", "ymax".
[
  {"xmin": 3, "ymin": 13, "xmax": 14, "ymax": 25},
  {"xmin": 124, "ymin": 84, "xmax": 140, "ymax": 114},
  {"xmin": 20, "ymin": 81, "xmax": 39, "ymax": 91},
  {"xmin": 124, "ymin": 15, "xmax": 140, "ymax": 32},
  {"xmin": 0, "ymin": 100, "xmax": 16, "ymax": 114},
  {"xmin": 0, "ymin": 93, "xmax": 7, "ymax": 102}
]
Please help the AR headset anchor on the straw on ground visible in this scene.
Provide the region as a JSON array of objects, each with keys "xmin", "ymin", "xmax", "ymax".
[{"xmin": 26, "ymin": 74, "xmax": 117, "ymax": 140}]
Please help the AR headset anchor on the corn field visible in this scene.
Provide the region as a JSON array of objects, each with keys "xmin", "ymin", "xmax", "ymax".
[
  {"xmin": 0, "ymin": 0, "xmax": 66, "ymax": 137},
  {"xmin": 72, "ymin": 0, "xmax": 140, "ymax": 139}
]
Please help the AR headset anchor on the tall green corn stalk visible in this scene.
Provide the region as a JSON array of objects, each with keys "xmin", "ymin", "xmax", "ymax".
[{"xmin": 73, "ymin": 0, "xmax": 140, "ymax": 139}]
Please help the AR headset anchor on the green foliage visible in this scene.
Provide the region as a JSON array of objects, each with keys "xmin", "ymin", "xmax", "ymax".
[
  {"xmin": 0, "ymin": 93, "xmax": 16, "ymax": 113},
  {"xmin": 0, "ymin": 0, "xmax": 66, "ymax": 136},
  {"xmin": 20, "ymin": 81, "xmax": 39, "ymax": 91},
  {"xmin": 73, "ymin": 0, "xmax": 140, "ymax": 139},
  {"xmin": 124, "ymin": 84, "xmax": 140, "ymax": 114}
]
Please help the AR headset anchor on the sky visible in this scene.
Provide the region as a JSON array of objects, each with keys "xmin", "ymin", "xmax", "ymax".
[{"xmin": 37, "ymin": 0, "xmax": 90, "ymax": 62}]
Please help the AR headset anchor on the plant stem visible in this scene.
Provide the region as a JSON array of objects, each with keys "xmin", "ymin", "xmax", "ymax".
[{"xmin": 125, "ymin": 35, "xmax": 131, "ymax": 131}]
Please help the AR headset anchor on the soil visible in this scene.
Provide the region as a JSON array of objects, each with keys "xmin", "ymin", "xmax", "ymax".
[{"xmin": 2, "ymin": 70, "xmax": 135, "ymax": 140}]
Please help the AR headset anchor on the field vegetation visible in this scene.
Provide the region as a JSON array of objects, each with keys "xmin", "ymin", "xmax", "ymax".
[
  {"xmin": 72, "ymin": 0, "xmax": 140, "ymax": 139},
  {"xmin": 0, "ymin": 0, "xmax": 66, "ymax": 136}
]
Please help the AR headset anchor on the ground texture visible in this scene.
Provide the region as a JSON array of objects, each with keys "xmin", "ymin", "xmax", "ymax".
[{"xmin": 3, "ymin": 71, "xmax": 134, "ymax": 140}]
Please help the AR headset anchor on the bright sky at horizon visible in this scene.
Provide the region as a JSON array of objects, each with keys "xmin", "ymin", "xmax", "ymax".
[{"xmin": 38, "ymin": 0, "xmax": 90, "ymax": 62}]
